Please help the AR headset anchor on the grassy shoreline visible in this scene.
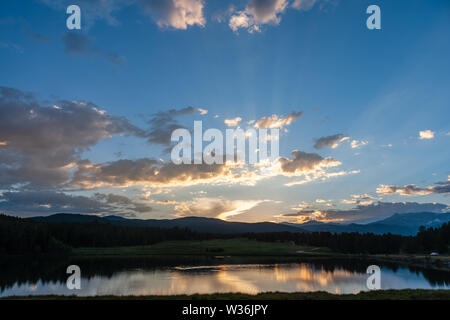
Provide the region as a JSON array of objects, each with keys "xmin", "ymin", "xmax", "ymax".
[{"xmin": 2, "ymin": 289, "xmax": 450, "ymax": 300}]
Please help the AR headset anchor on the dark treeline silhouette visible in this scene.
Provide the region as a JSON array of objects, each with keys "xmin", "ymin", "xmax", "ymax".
[
  {"xmin": 0, "ymin": 214, "xmax": 449, "ymax": 255},
  {"xmin": 245, "ymin": 222, "xmax": 450, "ymax": 254},
  {"xmin": 0, "ymin": 214, "xmax": 217, "ymax": 255}
]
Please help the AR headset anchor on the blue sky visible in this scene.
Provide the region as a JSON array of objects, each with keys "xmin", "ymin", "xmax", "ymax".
[{"xmin": 0, "ymin": 0, "xmax": 449, "ymax": 223}]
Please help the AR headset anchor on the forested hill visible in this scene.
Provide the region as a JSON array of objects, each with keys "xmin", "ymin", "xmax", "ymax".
[
  {"xmin": 28, "ymin": 213, "xmax": 308, "ymax": 234},
  {"xmin": 1, "ymin": 214, "xmax": 449, "ymax": 256}
]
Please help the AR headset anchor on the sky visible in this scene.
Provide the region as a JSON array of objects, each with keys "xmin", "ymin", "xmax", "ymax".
[{"xmin": 0, "ymin": 0, "xmax": 449, "ymax": 224}]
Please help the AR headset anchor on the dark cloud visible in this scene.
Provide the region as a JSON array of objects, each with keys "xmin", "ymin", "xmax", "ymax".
[
  {"xmin": 62, "ymin": 33, "xmax": 126, "ymax": 65},
  {"xmin": 94, "ymin": 193, "xmax": 152, "ymax": 213},
  {"xmin": 247, "ymin": 0, "xmax": 288, "ymax": 23},
  {"xmin": 0, "ymin": 87, "xmax": 144, "ymax": 188},
  {"xmin": 0, "ymin": 190, "xmax": 151, "ymax": 217},
  {"xmin": 146, "ymin": 106, "xmax": 195, "ymax": 147},
  {"xmin": 313, "ymin": 134, "xmax": 349, "ymax": 149},
  {"xmin": 40, "ymin": 0, "xmax": 133, "ymax": 27},
  {"xmin": 30, "ymin": 32, "xmax": 51, "ymax": 43},
  {"xmin": 63, "ymin": 33, "xmax": 92, "ymax": 54},
  {"xmin": 283, "ymin": 210, "xmax": 315, "ymax": 216},
  {"xmin": 279, "ymin": 150, "xmax": 339, "ymax": 173},
  {"xmin": 69, "ymin": 158, "xmax": 234, "ymax": 189},
  {"xmin": 0, "ymin": 87, "xmax": 212, "ymax": 190}
]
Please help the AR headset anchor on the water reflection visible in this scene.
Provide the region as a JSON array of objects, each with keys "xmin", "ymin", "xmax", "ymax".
[{"xmin": 0, "ymin": 257, "xmax": 449, "ymax": 297}]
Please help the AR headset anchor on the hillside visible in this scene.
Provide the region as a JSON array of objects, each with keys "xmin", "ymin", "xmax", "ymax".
[{"xmin": 29, "ymin": 214, "xmax": 308, "ymax": 234}]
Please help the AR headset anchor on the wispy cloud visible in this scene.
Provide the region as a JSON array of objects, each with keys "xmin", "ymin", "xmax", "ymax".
[
  {"xmin": 350, "ymin": 139, "xmax": 368, "ymax": 149},
  {"xmin": 224, "ymin": 117, "xmax": 242, "ymax": 127},
  {"xmin": 198, "ymin": 108, "xmax": 208, "ymax": 115},
  {"xmin": 253, "ymin": 111, "xmax": 303, "ymax": 129},
  {"xmin": 62, "ymin": 33, "xmax": 126, "ymax": 65},
  {"xmin": 174, "ymin": 197, "xmax": 267, "ymax": 220},
  {"xmin": 419, "ymin": 129, "xmax": 435, "ymax": 140}
]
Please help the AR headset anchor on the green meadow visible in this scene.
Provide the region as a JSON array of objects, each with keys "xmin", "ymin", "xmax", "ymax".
[{"xmin": 72, "ymin": 238, "xmax": 331, "ymax": 257}]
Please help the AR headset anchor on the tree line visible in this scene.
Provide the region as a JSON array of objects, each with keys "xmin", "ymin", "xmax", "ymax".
[
  {"xmin": 0, "ymin": 214, "xmax": 215, "ymax": 255},
  {"xmin": 0, "ymin": 214, "xmax": 449, "ymax": 255},
  {"xmin": 245, "ymin": 223, "xmax": 450, "ymax": 254}
]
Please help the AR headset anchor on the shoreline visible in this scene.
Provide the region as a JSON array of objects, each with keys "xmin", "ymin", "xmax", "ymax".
[{"xmin": 2, "ymin": 289, "xmax": 450, "ymax": 300}]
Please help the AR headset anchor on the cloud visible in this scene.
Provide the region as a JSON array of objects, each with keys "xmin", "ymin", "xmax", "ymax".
[
  {"xmin": 350, "ymin": 139, "xmax": 368, "ymax": 149},
  {"xmin": 278, "ymin": 150, "xmax": 340, "ymax": 174},
  {"xmin": 145, "ymin": 106, "xmax": 195, "ymax": 146},
  {"xmin": 229, "ymin": 0, "xmax": 289, "ymax": 33},
  {"xmin": 351, "ymin": 194, "xmax": 377, "ymax": 200},
  {"xmin": 253, "ymin": 111, "xmax": 303, "ymax": 129},
  {"xmin": 69, "ymin": 158, "xmax": 243, "ymax": 189},
  {"xmin": 198, "ymin": 108, "xmax": 208, "ymax": 115},
  {"xmin": 313, "ymin": 134, "xmax": 349, "ymax": 149},
  {"xmin": 62, "ymin": 33, "xmax": 126, "ymax": 65},
  {"xmin": 275, "ymin": 150, "xmax": 358, "ymax": 186},
  {"xmin": 41, "ymin": 0, "xmax": 205, "ymax": 30},
  {"xmin": 94, "ymin": 193, "xmax": 152, "ymax": 213},
  {"xmin": 282, "ymin": 201, "xmax": 449, "ymax": 223},
  {"xmin": 0, "ymin": 41, "xmax": 24, "ymax": 53},
  {"xmin": 0, "ymin": 87, "xmax": 360, "ymax": 201},
  {"xmin": 0, "ymin": 87, "xmax": 144, "ymax": 188},
  {"xmin": 0, "ymin": 190, "xmax": 151, "ymax": 217},
  {"xmin": 30, "ymin": 32, "xmax": 51, "ymax": 43},
  {"xmin": 419, "ymin": 129, "xmax": 435, "ymax": 140},
  {"xmin": 141, "ymin": 0, "xmax": 206, "ymax": 30},
  {"xmin": 377, "ymin": 178, "xmax": 450, "ymax": 196},
  {"xmin": 292, "ymin": 0, "xmax": 320, "ymax": 11},
  {"xmin": 0, "ymin": 87, "xmax": 296, "ymax": 191},
  {"xmin": 228, "ymin": 0, "xmax": 327, "ymax": 33},
  {"xmin": 224, "ymin": 117, "xmax": 242, "ymax": 127},
  {"xmin": 174, "ymin": 197, "xmax": 264, "ymax": 220},
  {"xmin": 40, "ymin": 0, "xmax": 133, "ymax": 28},
  {"xmin": 341, "ymin": 198, "xmax": 374, "ymax": 206}
]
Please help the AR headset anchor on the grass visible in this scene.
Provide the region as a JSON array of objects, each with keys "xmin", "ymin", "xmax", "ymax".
[
  {"xmin": 72, "ymin": 238, "xmax": 331, "ymax": 257},
  {"xmin": 3, "ymin": 289, "xmax": 450, "ymax": 300}
]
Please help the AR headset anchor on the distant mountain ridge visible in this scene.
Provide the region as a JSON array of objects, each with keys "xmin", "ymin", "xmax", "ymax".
[
  {"xmin": 284, "ymin": 212, "xmax": 450, "ymax": 235},
  {"xmin": 27, "ymin": 211, "xmax": 450, "ymax": 236},
  {"xmin": 28, "ymin": 214, "xmax": 308, "ymax": 234}
]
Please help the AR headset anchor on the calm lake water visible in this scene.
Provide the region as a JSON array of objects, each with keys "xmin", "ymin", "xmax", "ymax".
[{"xmin": 1, "ymin": 257, "xmax": 449, "ymax": 297}]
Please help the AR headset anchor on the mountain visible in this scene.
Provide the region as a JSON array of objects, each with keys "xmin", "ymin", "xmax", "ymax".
[
  {"xmin": 285, "ymin": 212, "xmax": 450, "ymax": 236},
  {"xmin": 27, "ymin": 212, "xmax": 450, "ymax": 236},
  {"xmin": 28, "ymin": 213, "xmax": 308, "ymax": 234}
]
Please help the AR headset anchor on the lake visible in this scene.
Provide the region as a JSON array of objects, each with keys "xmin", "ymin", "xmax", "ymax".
[{"xmin": 0, "ymin": 257, "xmax": 449, "ymax": 297}]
